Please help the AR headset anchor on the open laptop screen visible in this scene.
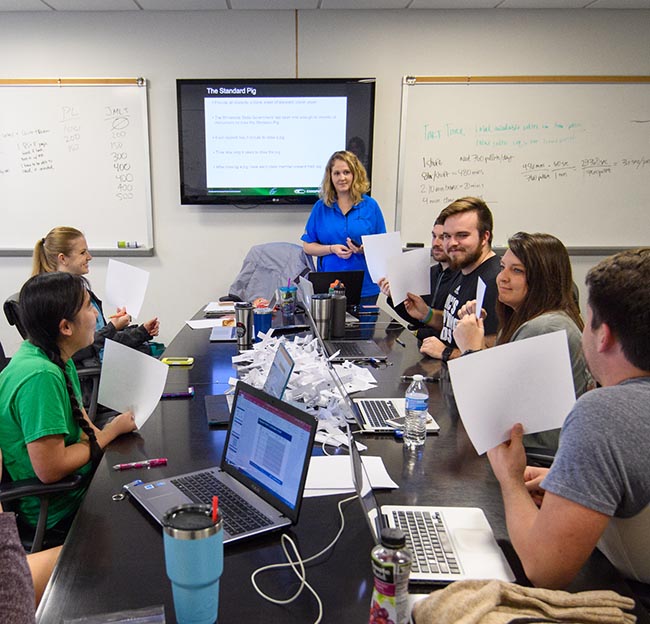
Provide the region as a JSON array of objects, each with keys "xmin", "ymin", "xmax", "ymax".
[{"xmin": 222, "ymin": 383, "xmax": 315, "ymax": 518}]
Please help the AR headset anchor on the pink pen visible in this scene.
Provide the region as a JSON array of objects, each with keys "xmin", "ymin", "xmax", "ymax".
[{"xmin": 112, "ymin": 457, "xmax": 168, "ymax": 471}]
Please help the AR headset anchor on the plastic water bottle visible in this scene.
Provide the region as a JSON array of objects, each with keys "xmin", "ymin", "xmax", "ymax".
[
  {"xmin": 404, "ymin": 374, "xmax": 428, "ymax": 448},
  {"xmin": 369, "ymin": 527, "xmax": 412, "ymax": 624}
]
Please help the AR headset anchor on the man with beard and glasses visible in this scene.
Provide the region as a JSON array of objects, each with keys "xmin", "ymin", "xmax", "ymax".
[
  {"xmin": 404, "ymin": 196, "xmax": 500, "ymax": 361},
  {"xmin": 378, "ymin": 213, "xmax": 458, "ymax": 340}
]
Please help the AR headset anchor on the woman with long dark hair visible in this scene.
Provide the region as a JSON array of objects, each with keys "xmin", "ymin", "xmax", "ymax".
[
  {"xmin": 454, "ymin": 232, "xmax": 592, "ymax": 449},
  {"xmin": 0, "ymin": 272, "xmax": 136, "ymax": 533}
]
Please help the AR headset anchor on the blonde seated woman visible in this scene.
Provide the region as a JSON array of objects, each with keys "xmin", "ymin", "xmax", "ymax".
[{"xmin": 453, "ymin": 232, "xmax": 592, "ymax": 451}]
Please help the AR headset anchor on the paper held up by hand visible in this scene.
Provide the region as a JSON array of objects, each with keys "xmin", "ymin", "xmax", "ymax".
[
  {"xmin": 105, "ymin": 259, "xmax": 150, "ymax": 320},
  {"xmin": 98, "ymin": 339, "xmax": 169, "ymax": 429},
  {"xmin": 447, "ymin": 330, "xmax": 576, "ymax": 455},
  {"xmin": 385, "ymin": 247, "xmax": 431, "ymax": 306},
  {"xmin": 362, "ymin": 231, "xmax": 403, "ymax": 284}
]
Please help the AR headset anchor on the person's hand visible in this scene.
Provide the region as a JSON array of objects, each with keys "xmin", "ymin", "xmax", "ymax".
[
  {"xmin": 345, "ymin": 237, "xmax": 363, "ymax": 254},
  {"xmin": 487, "ymin": 423, "xmax": 527, "ymax": 487},
  {"xmin": 524, "ymin": 466, "xmax": 549, "ymax": 507},
  {"xmin": 420, "ymin": 335, "xmax": 446, "ymax": 359},
  {"xmin": 377, "ymin": 277, "xmax": 391, "ymax": 297},
  {"xmin": 106, "ymin": 411, "xmax": 137, "ymax": 436},
  {"xmin": 329, "ymin": 244, "xmax": 352, "ymax": 259},
  {"xmin": 403, "ymin": 292, "xmax": 429, "ymax": 321},
  {"xmin": 143, "ymin": 317, "xmax": 160, "ymax": 337},
  {"xmin": 110, "ymin": 307, "xmax": 131, "ymax": 330},
  {"xmin": 457, "ymin": 299, "xmax": 488, "ymax": 320},
  {"xmin": 453, "ymin": 313, "xmax": 485, "ymax": 353}
]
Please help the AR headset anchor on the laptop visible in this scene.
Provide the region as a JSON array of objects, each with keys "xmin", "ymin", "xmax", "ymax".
[
  {"xmin": 209, "ymin": 325, "xmax": 237, "ymax": 342},
  {"xmin": 307, "ymin": 270, "xmax": 364, "ymax": 309},
  {"xmin": 348, "ymin": 431, "xmax": 515, "ymax": 584},
  {"xmin": 126, "ymin": 382, "xmax": 317, "ymax": 545},
  {"xmin": 352, "ymin": 398, "xmax": 440, "ymax": 434},
  {"xmin": 323, "ymin": 339, "xmax": 388, "ymax": 362},
  {"xmin": 206, "ymin": 343, "xmax": 295, "ymax": 427}
]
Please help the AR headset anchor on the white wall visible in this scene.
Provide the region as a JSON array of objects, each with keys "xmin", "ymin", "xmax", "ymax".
[{"xmin": 1, "ymin": 9, "xmax": 649, "ymax": 354}]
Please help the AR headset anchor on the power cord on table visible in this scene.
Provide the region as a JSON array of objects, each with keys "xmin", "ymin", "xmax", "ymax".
[{"xmin": 250, "ymin": 494, "xmax": 358, "ymax": 624}]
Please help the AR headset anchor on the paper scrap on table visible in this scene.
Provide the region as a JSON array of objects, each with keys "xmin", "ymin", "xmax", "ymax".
[
  {"xmin": 475, "ymin": 276, "xmax": 486, "ymax": 318},
  {"xmin": 385, "ymin": 247, "xmax": 431, "ymax": 306},
  {"xmin": 362, "ymin": 232, "xmax": 403, "ymax": 284},
  {"xmin": 98, "ymin": 339, "xmax": 169, "ymax": 429},
  {"xmin": 447, "ymin": 330, "xmax": 576, "ymax": 455},
  {"xmin": 304, "ymin": 455, "xmax": 398, "ymax": 497},
  {"xmin": 104, "ymin": 260, "xmax": 149, "ymax": 320}
]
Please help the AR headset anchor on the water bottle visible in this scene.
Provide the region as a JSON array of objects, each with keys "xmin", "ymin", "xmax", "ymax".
[
  {"xmin": 404, "ymin": 374, "xmax": 428, "ymax": 448},
  {"xmin": 369, "ymin": 527, "xmax": 412, "ymax": 624}
]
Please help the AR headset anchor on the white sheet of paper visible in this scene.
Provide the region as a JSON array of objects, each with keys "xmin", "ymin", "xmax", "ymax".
[
  {"xmin": 186, "ymin": 318, "xmax": 233, "ymax": 329},
  {"xmin": 104, "ymin": 259, "xmax": 149, "ymax": 320},
  {"xmin": 362, "ymin": 231, "xmax": 403, "ymax": 284},
  {"xmin": 385, "ymin": 247, "xmax": 431, "ymax": 306},
  {"xmin": 447, "ymin": 330, "xmax": 576, "ymax": 455},
  {"xmin": 204, "ymin": 301, "xmax": 236, "ymax": 313},
  {"xmin": 475, "ymin": 276, "xmax": 486, "ymax": 318},
  {"xmin": 305, "ymin": 455, "xmax": 398, "ymax": 493},
  {"xmin": 98, "ymin": 339, "xmax": 169, "ymax": 429}
]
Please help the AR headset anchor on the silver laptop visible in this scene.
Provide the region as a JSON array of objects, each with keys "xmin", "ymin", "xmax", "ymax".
[
  {"xmin": 352, "ymin": 398, "xmax": 440, "ymax": 435},
  {"xmin": 262, "ymin": 342, "xmax": 294, "ymax": 400},
  {"xmin": 324, "ymin": 339, "xmax": 388, "ymax": 362},
  {"xmin": 349, "ymin": 431, "xmax": 514, "ymax": 584},
  {"xmin": 126, "ymin": 382, "xmax": 317, "ymax": 545}
]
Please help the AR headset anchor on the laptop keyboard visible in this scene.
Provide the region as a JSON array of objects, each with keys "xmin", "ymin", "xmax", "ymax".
[
  {"xmin": 330, "ymin": 342, "xmax": 365, "ymax": 357},
  {"xmin": 171, "ymin": 471, "xmax": 273, "ymax": 536},
  {"xmin": 360, "ymin": 399, "xmax": 400, "ymax": 428},
  {"xmin": 391, "ymin": 510, "xmax": 461, "ymax": 576}
]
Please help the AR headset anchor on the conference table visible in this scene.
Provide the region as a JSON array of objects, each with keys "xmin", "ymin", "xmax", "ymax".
[{"xmin": 36, "ymin": 309, "xmax": 650, "ymax": 623}]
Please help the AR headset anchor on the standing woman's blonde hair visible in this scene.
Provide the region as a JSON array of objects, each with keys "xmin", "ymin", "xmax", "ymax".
[
  {"xmin": 320, "ymin": 150, "xmax": 370, "ymax": 207},
  {"xmin": 32, "ymin": 226, "xmax": 84, "ymax": 276}
]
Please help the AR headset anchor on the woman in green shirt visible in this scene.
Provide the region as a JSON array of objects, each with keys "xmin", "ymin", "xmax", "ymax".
[{"xmin": 0, "ymin": 272, "xmax": 137, "ymax": 532}]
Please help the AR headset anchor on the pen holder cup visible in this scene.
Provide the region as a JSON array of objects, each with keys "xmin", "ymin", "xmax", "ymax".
[
  {"xmin": 163, "ymin": 504, "xmax": 224, "ymax": 624},
  {"xmin": 278, "ymin": 286, "xmax": 297, "ymax": 324},
  {"xmin": 310, "ymin": 293, "xmax": 333, "ymax": 340}
]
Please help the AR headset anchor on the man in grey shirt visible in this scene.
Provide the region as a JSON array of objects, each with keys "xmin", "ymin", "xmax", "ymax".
[{"xmin": 488, "ymin": 248, "xmax": 650, "ymax": 588}]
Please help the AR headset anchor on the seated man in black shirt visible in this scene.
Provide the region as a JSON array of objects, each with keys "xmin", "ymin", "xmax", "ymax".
[
  {"xmin": 379, "ymin": 214, "xmax": 457, "ymax": 341},
  {"xmin": 404, "ymin": 197, "xmax": 500, "ymax": 362}
]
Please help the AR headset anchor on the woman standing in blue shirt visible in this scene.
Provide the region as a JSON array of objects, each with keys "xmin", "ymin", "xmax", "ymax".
[{"xmin": 301, "ymin": 150, "xmax": 386, "ymax": 303}]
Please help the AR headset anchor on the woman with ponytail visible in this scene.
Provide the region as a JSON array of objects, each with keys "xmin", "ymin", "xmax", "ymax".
[{"xmin": 0, "ymin": 272, "xmax": 137, "ymax": 533}]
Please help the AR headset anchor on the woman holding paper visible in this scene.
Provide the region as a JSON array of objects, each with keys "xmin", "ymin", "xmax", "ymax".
[
  {"xmin": 0, "ymin": 272, "xmax": 137, "ymax": 536},
  {"xmin": 301, "ymin": 150, "xmax": 386, "ymax": 303},
  {"xmin": 32, "ymin": 227, "xmax": 159, "ymax": 364},
  {"xmin": 453, "ymin": 232, "xmax": 592, "ymax": 450}
]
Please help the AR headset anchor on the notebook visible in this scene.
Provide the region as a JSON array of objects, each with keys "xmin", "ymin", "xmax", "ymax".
[
  {"xmin": 324, "ymin": 339, "xmax": 388, "ymax": 362},
  {"xmin": 126, "ymin": 382, "xmax": 317, "ymax": 545},
  {"xmin": 352, "ymin": 398, "xmax": 440, "ymax": 434},
  {"xmin": 308, "ymin": 270, "xmax": 364, "ymax": 309},
  {"xmin": 348, "ymin": 431, "xmax": 515, "ymax": 584}
]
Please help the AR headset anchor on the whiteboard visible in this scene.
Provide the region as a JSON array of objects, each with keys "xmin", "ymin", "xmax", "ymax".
[
  {"xmin": 0, "ymin": 79, "xmax": 153, "ymax": 254},
  {"xmin": 396, "ymin": 77, "xmax": 650, "ymax": 251}
]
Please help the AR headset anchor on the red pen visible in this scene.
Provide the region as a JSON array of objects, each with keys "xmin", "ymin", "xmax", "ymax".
[{"xmin": 112, "ymin": 457, "xmax": 167, "ymax": 471}]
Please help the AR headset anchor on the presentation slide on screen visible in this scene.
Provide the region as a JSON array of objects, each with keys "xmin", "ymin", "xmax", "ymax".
[{"xmin": 204, "ymin": 97, "xmax": 347, "ymax": 192}]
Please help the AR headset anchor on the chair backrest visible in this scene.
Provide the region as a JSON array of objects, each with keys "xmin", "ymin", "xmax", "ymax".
[
  {"xmin": 0, "ymin": 340, "xmax": 8, "ymax": 373},
  {"xmin": 226, "ymin": 242, "xmax": 316, "ymax": 303},
  {"xmin": 4, "ymin": 293, "xmax": 27, "ymax": 339}
]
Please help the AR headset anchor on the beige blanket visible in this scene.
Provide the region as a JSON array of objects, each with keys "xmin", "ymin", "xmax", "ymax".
[{"xmin": 412, "ymin": 580, "xmax": 636, "ymax": 624}]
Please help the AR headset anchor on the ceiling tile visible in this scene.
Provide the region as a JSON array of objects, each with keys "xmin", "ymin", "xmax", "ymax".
[
  {"xmin": 138, "ymin": 0, "xmax": 228, "ymax": 8},
  {"xmin": 500, "ymin": 0, "xmax": 587, "ymax": 7},
  {"xmin": 321, "ymin": 0, "xmax": 409, "ymax": 7},
  {"xmin": 409, "ymin": 0, "xmax": 498, "ymax": 7},
  {"xmin": 588, "ymin": 0, "xmax": 650, "ymax": 7},
  {"xmin": 0, "ymin": 0, "xmax": 51, "ymax": 9},
  {"xmin": 230, "ymin": 0, "xmax": 318, "ymax": 8},
  {"xmin": 46, "ymin": 0, "xmax": 139, "ymax": 9}
]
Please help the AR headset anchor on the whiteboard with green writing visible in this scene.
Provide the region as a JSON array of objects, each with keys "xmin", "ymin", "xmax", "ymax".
[
  {"xmin": 0, "ymin": 79, "xmax": 152, "ymax": 255},
  {"xmin": 396, "ymin": 76, "xmax": 650, "ymax": 251}
]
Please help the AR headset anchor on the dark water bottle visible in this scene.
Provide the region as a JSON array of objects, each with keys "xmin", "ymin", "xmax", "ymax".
[
  {"xmin": 369, "ymin": 527, "xmax": 412, "ymax": 624},
  {"xmin": 329, "ymin": 280, "xmax": 347, "ymax": 338}
]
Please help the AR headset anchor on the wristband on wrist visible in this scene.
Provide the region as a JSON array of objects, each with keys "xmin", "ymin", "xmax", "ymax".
[
  {"xmin": 441, "ymin": 346, "xmax": 454, "ymax": 362},
  {"xmin": 423, "ymin": 307, "xmax": 434, "ymax": 324}
]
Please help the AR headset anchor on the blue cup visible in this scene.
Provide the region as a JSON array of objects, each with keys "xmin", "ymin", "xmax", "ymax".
[
  {"xmin": 253, "ymin": 307, "xmax": 273, "ymax": 341},
  {"xmin": 163, "ymin": 504, "xmax": 223, "ymax": 624}
]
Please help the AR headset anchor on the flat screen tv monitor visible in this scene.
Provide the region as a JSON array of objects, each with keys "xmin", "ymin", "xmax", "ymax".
[{"xmin": 177, "ymin": 78, "xmax": 376, "ymax": 206}]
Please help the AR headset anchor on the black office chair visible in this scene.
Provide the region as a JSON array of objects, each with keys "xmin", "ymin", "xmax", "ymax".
[
  {"xmin": 0, "ymin": 340, "xmax": 8, "ymax": 373},
  {"xmin": 0, "ymin": 452, "xmax": 84, "ymax": 553},
  {"xmin": 4, "ymin": 292, "xmax": 102, "ymax": 421}
]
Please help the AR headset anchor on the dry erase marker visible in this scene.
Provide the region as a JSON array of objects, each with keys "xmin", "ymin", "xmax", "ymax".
[
  {"xmin": 117, "ymin": 241, "xmax": 140, "ymax": 249},
  {"xmin": 161, "ymin": 386, "xmax": 195, "ymax": 400},
  {"xmin": 395, "ymin": 338, "xmax": 406, "ymax": 348},
  {"xmin": 113, "ymin": 458, "xmax": 168, "ymax": 471}
]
